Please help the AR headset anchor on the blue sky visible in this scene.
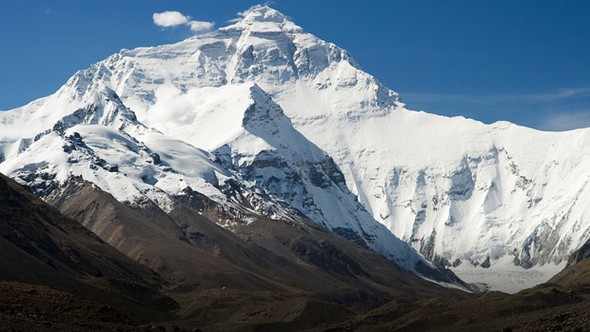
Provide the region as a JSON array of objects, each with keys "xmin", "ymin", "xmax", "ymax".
[{"xmin": 1, "ymin": 1, "xmax": 589, "ymax": 130}]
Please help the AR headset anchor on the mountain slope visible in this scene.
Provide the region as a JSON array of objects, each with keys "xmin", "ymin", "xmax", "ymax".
[
  {"xmin": 0, "ymin": 172, "xmax": 471, "ymax": 330},
  {"xmin": 45, "ymin": 174, "xmax": 470, "ymax": 304},
  {"xmin": 0, "ymin": 173, "xmax": 177, "ymax": 322}
]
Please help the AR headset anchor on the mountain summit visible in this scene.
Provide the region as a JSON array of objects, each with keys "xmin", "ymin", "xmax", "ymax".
[
  {"xmin": 225, "ymin": 5, "xmax": 301, "ymax": 30},
  {"xmin": 2, "ymin": 5, "xmax": 589, "ymax": 292}
]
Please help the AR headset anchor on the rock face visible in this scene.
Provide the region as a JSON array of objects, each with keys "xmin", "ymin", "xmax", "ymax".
[
  {"xmin": 3, "ymin": 4, "xmax": 590, "ymax": 290},
  {"xmin": 0, "ymin": 173, "xmax": 176, "ymax": 321}
]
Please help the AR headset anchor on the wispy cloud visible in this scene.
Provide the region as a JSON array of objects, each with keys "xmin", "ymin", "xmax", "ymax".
[
  {"xmin": 539, "ymin": 111, "xmax": 590, "ymax": 131},
  {"xmin": 529, "ymin": 88, "xmax": 590, "ymax": 102},
  {"xmin": 403, "ymin": 88, "xmax": 590, "ymax": 105},
  {"xmin": 153, "ymin": 11, "xmax": 214, "ymax": 32},
  {"xmin": 401, "ymin": 87, "xmax": 590, "ymax": 131}
]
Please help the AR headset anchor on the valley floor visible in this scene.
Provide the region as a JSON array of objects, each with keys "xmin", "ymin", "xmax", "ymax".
[{"xmin": 3, "ymin": 279, "xmax": 590, "ymax": 331}]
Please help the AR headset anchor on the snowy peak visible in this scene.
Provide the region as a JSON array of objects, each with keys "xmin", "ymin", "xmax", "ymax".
[
  {"xmin": 222, "ymin": 5, "xmax": 303, "ymax": 33},
  {"xmin": 222, "ymin": 5, "xmax": 361, "ymax": 85},
  {"xmin": 31, "ymin": 4, "xmax": 400, "ymax": 126},
  {"xmin": 242, "ymin": 84, "xmax": 283, "ymax": 127},
  {"xmin": 240, "ymin": 84, "xmax": 328, "ymax": 162},
  {"xmin": 0, "ymin": 5, "xmax": 478, "ymax": 289},
  {"xmin": 62, "ymin": 87, "xmax": 139, "ymax": 128}
]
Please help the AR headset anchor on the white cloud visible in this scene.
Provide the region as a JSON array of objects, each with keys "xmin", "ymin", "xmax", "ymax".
[
  {"xmin": 153, "ymin": 11, "xmax": 190, "ymax": 28},
  {"xmin": 188, "ymin": 20, "xmax": 214, "ymax": 32},
  {"xmin": 540, "ymin": 111, "xmax": 590, "ymax": 131},
  {"xmin": 152, "ymin": 11, "xmax": 214, "ymax": 32}
]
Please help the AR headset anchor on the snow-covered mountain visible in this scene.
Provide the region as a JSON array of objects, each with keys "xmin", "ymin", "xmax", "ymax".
[
  {"xmin": 0, "ymin": 6, "xmax": 453, "ymax": 285},
  {"xmin": 1, "ymin": 5, "xmax": 587, "ymax": 291}
]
